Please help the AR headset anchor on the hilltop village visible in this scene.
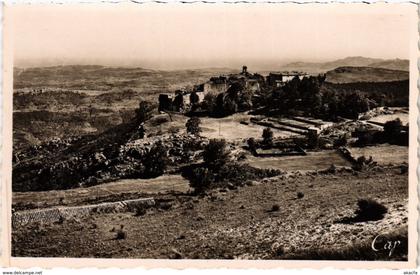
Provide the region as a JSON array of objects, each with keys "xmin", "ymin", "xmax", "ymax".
[{"xmin": 158, "ymin": 66, "xmax": 309, "ymax": 114}]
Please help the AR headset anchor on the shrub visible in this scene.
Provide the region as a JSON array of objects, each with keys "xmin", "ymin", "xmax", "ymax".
[
  {"xmin": 183, "ymin": 138, "xmax": 203, "ymax": 152},
  {"xmin": 247, "ymin": 137, "xmax": 257, "ymax": 152},
  {"xmin": 326, "ymin": 164, "xmax": 337, "ymax": 174},
  {"xmin": 237, "ymin": 152, "xmax": 247, "ymax": 161},
  {"xmin": 190, "ymin": 91, "xmax": 199, "ymax": 107},
  {"xmin": 115, "ymin": 225, "xmax": 126, "ymax": 240},
  {"xmin": 262, "ymin": 128, "xmax": 274, "ymax": 147},
  {"xmin": 334, "ymin": 135, "xmax": 348, "ymax": 148},
  {"xmin": 307, "ymin": 130, "xmax": 319, "ymax": 149},
  {"xmin": 135, "ymin": 101, "xmax": 154, "ymax": 123},
  {"xmin": 352, "ymin": 156, "xmax": 375, "ymax": 171},
  {"xmin": 203, "ymin": 139, "xmax": 230, "ymax": 168},
  {"xmin": 189, "ymin": 167, "xmax": 214, "ymax": 193},
  {"xmin": 183, "ymin": 163, "xmax": 281, "ymax": 193},
  {"xmin": 297, "ymin": 192, "xmax": 304, "ymax": 199},
  {"xmin": 216, "ymin": 163, "xmax": 281, "ymax": 186},
  {"xmin": 143, "ymin": 142, "xmax": 167, "ymax": 178},
  {"xmin": 400, "ymin": 164, "xmax": 408, "ymax": 174},
  {"xmin": 173, "ymin": 92, "xmax": 184, "ymax": 112},
  {"xmin": 383, "ymin": 118, "xmax": 402, "ymax": 140},
  {"xmin": 355, "ymin": 131, "xmax": 375, "ymax": 147},
  {"xmin": 203, "ymin": 93, "xmax": 217, "ymax": 114},
  {"xmin": 271, "ymin": 242, "xmax": 285, "ymax": 257},
  {"xmin": 271, "ymin": 204, "xmax": 280, "ymax": 212},
  {"xmin": 354, "ymin": 199, "xmax": 388, "ymax": 221},
  {"xmin": 134, "ymin": 207, "xmax": 146, "ymax": 216},
  {"xmin": 186, "ymin": 117, "xmax": 201, "ymax": 136}
]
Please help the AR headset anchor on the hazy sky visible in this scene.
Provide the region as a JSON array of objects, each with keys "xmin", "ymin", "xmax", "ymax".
[{"xmin": 8, "ymin": 3, "xmax": 415, "ymax": 70}]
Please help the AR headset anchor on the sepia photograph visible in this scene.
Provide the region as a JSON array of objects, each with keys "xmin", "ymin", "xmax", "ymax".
[{"xmin": 3, "ymin": 2, "xmax": 418, "ymax": 268}]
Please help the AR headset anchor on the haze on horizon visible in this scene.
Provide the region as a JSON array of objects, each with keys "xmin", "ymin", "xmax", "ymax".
[{"xmin": 9, "ymin": 3, "xmax": 413, "ymax": 70}]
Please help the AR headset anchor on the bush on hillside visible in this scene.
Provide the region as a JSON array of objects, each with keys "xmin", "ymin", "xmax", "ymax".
[
  {"xmin": 135, "ymin": 101, "xmax": 154, "ymax": 123},
  {"xmin": 189, "ymin": 167, "xmax": 214, "ymax": 194},
  {"xmin": 262, "ymin": 128, "xmax": 274, "ymax": 147},
  {"xmin": 186, "ymin": 117, "xmax": 201, "ymax": 136},
  {"xmin": 203, "ymin": 139, "xmax": 230, "ymax": 168},
  {"xmin": 354, "ymin": 198, "xmax": 388, "ymax": 221},
  {"xmin": 247, "ymin": 137, "xmax": 257, "ymax": 153},
  {"xmin": 143, "ymin": 142, "xmax": 167, "ymax": 178},
  {"xmin": 352, "ymin": 156, "xmax": 375, "ymax": 171}
]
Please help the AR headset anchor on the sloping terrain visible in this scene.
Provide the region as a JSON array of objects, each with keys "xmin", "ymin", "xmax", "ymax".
[
  {"xmin": 325, "ymin": 67, "xmax": 409, "ymax": 84},
  {"xmin": 12, "ymin": 168, "xmax": 408, "ymax": 260}
]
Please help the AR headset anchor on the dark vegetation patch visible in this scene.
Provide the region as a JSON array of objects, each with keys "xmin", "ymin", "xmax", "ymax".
[
  {"xmin": 182, "ymin": 162, "xmax": 281, "ymax": 194},
  {"xmin": 323, "ymin": 80, "xmax": 409, "ymax": 107},
  {"xmin": 181, "ymin": 139, "xmax": 281, "ymax": 193},
  {"xmin": 354, "ymin": 118, "xmax": 408, "ymax": 147},
  {"xmin": 338, "ymin": 198, "xmax": 388, "ymax": 223}
]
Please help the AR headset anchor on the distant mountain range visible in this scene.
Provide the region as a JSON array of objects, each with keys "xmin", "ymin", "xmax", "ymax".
[
  {"xmin": 13, "ymin": 56, "xmax": 410, "ymax": 90},
  {"xmin": 282, "ymin": 56, "xmax": 409, "ymax": 73}
]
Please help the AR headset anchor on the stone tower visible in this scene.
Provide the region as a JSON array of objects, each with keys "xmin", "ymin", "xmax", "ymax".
[{"xmin": 242, "ymin": 65, "xmax": 248, "ymax": 74}]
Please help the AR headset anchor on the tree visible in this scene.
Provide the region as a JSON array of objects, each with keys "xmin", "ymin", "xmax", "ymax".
[
  {"xmin": 190, "ymin": 91, "xmax": 200, "ymax": 108},
  {"xmin": 307, "ymin": 129, "xmax": 319, "ymax": 149},
  {"xmin": 214, "ymin": 93, "xmax": 226, "ymax": 116},
  {"xmin": 136, "ymin": 101, "xmax": 154, "ymax": 123},
  {"xmin": 173, "ymin": 92, "xmax": 184, "ymax": 112},
  {"xmin": 247, "ymin": 137, "xmax": 257, "ymax": 153},
  {"xmin": 223, "ymin": 97, "xmax": 238, "ymax": 115},
  {"xmin": 342, "ymin": 92, "xmax": 370, "ymax": 119},
  {"xmin": 203, "ymin": 139, "xmax": 230, "ymax": 168},
  {"xmin": 143, "ymin": 142, "xmax": 167, "ymax": 178},
  {"xmin": 186, "ymin": 117, "xmax": 201, "ymax": 136},
  {"xmin": 203, "ymin": 93, "xmax": 217, "ymax": 114},
  {"xmin": 384, "ymin": 118, "xmax": 402, "ymax": 135},
  {"xmin": 238, "ymin": 90, "xmax": 253, "ymax": 111},
  {"xmin": 158, "ymin": 94, "xmax": 172, "ymax": 112},
  {"xmin": 333, "ymin": 135, "xmax": 348, "ymax": 148},
  {"xmin": 262, "ymin": 128, "xmax": 274, "ymax": 147},
  {"xmin": 322, "ymin": 91, "xmax": 339, "ymax": 121},
  {"xmin": 189, "ymin": 167, "xmax": 213, "ymax": 194},
  {"xmin": 383, "ymin": 118, "xmax": 402, "ymax": 141},
  {"xmin": 226, "ymin": 82, "xmax": 244, "ymax": 99}
]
